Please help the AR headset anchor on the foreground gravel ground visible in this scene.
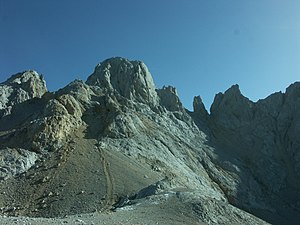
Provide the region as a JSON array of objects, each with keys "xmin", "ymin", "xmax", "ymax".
[
  {"xmin": 0, "ymin": 197, "xmax": 203, "ymax": 225},
  {"xmin": 0, "ymin": 211, "xmax": 200, "ymax": 225}
]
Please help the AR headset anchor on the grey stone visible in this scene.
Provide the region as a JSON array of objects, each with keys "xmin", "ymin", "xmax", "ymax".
[
  {"xmin": 0, "ymin": 148, "xmax": 38, "ymax": 180},
  {"xmin": 0, "ymin": 57, "xmax": 299, "ymax": 224},
  {"xmin": 156, "ymin": 86, "xmax": 183, "ymax": 112},
  {"xmin": 0, "ymin": 71, "xmax": 47, "ymax": 117},
  {"xmin": 86, "ymin": 57, "xmax": 159, "ymax": 107}
]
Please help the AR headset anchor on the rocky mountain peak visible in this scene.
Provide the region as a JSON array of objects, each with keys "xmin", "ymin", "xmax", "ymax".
[
  {"xmin": 193, "ymin": 96, "xmax": 207, "ymax": 114},
  {"xmin": 285, "ymin": 82, "xmax": 300, "ymax": 100},
  {"xmin": 210, "ymin": 84, "xmax": 248, "ymax": 112},
  {"xmin": 3, "ymin": 70, "xmax": 47, "ymax": 97},
  {"xmin": 210, "ymin": 84, "xmax": 254, "ymax": 129},
  {"xmin": 0, "ymin": 71, "xmax": 47, "ymax": 116},
  {"xmin": 1, "ymin": 58, "xmax": 300, "ymax": 224},
  {"xmin": 193, "ymin": 95, "xmax": 209, "ymax": 120},
  {"xmin": 86, "ymin": 57, "xmax": 159, "ymax": 106},
  {"xmin": 156, "ymin": 86, "xmax": 183, "ymax": 111}
]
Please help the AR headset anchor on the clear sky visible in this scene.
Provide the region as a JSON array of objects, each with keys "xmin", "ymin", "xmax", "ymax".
[{"xmin": 1, "ymin": 0, "xmax": 299, "ymax": 110}]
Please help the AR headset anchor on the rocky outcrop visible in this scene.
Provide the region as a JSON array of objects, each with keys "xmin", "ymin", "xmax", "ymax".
[
  {"xmin": 0, "ymin": 57, "xmax": 299, "ymax": 224},
  {"xmin": 29, "ymin": 94, "xmax": 83, "ymax": 151},
  {"xmin": 190, "ymin": 95, "xmax": 209, "ymax": 129},
  {"xmin": 210, "ymin": 84, "xmax": 254, "ymax": 129},
  {"xmin": 0, "ymin": 148, "xmax": 38, "ymax": 181},
  {"xmin": 156, "ymin": 86, "xmax": 183, "ymax": 112},
  {"xmin": 207, "ymin": 82, "xmax": 300, "ymax": 224},
  {"xmin": 0, "ymin": 73, "xmax": 84, "ymax": 155},
  {"xmin": 0, "ymin": 71, "xmax": 47, "ymax": 117},
  {"xmin": 86, "ymin": 57, "xmax": 159, "ymax": 107},
  {"xmin": 193, "ymin": 96, "xmax": 208, "ymax": 118}
]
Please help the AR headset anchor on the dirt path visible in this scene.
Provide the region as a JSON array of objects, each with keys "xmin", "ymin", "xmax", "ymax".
[{"xmin": 97, "ymin": 140, "xmax": 115, "ymax": 212}]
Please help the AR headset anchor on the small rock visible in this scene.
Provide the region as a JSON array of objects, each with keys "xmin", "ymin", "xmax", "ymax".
[
  {"xmin": 78, "ymin": 190, "xmax": 85, "ymax": 195},
  {"xmin": 60, "ymin": 183, "xmax": 67, "ymax": 187},
  {"xmin": 75, "ymin": 218, "xmax": 86, "ymax": 224},
  {"xmin": 42, "ymin": 176, "xmax": 49, "ymax": 183}
]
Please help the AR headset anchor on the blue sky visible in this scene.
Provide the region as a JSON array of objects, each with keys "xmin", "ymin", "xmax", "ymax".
[{"xmin": 1, "ymin": 0, "xmax": 299, "ymax": 110}]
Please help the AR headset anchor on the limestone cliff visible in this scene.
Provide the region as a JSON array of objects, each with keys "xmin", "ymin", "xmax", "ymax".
[
  {"xmin": 0, "ymin": 57, "xmax": 299, "ymax": 224},
  {"xmin": 208, "ymin": 83, "xmax": 300, "ymax": 224},
  {"xmin": 0, "ymin": 71, "xmax": 47, "ymax": 117}
]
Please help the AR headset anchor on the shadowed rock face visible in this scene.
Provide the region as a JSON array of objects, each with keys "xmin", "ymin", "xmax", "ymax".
[
  {"xmin": 208, "ymin": 83, "xmax": 300, "ymax": 224},
  {"xmin": 210, "ymin": 83, "xmax": 300, "ymax": 186},
  {"xmin": 0, "ymin": 57, "xmax": 299, "ymax": 224}
]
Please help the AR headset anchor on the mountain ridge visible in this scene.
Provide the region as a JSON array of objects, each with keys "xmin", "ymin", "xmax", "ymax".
[{"xmin": 0, "ymin": 57, "xmax": 299, "ymax": 224}]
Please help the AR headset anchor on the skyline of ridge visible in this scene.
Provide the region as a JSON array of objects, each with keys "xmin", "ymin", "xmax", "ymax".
[
  {"xmin": 1, "ymin": 56, "xmax": 299, "ymax": 113},
  {"xmin": 1, "ymin": 0, "xmax": 299, "ymax": 109}
]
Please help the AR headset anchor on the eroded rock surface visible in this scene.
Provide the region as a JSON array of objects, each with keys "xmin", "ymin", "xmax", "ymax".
[
  {"xmin": 0, "ymin": 71, "xmax": 47, "ymax": 117},
  {"xmin": 0, "ymin": 148, "xmax": 37, "ymax": 180},
  {"xmin": 86, "ymin": 57, "xmax": 159, "ymax": 107},
  {"xmin": 0, "ymin": 57, "xmax": 299, "ymax": 225},
  {"xmin": 209, "ymin": 83, "xmax": 300, "ymax": 224}
]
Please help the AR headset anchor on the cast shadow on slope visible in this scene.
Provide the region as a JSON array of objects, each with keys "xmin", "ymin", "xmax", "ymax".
[
  {"xmin": 0, "ymin": 96, "xmax": 50, "ymax": 150},
  {"xmin": 189, "ymin": 84, "xmax": 300, "ymax": 225}
]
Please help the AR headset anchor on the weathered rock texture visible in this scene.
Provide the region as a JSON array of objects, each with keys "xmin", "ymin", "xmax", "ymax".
[
  {"xmin": 86, "ymin": 58, "xmax": 159, "ymax": 106},
  {"xmin": 0, "ymin": 57, "xmax": 299, "ymax": 225},
  {"xmin": 0, "ymin": 148, "xmax": 38, "ymax": 181},
  {"xmin": 209, "ymin": 83, "xmax": 300, "ymax": 224},
  {"xmin": 0, "ymin": 71, "xmax": 47, "ymax": 117}
]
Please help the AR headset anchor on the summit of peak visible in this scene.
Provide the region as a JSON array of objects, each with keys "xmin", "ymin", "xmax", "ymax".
[
  {"xmin": 86, "ymin": 57, "xmax": 158, "ymax": 106},
  {"xmin": 4, "ymin": 70, "xmax": 47, "ymax": 93},
  {"xmin": 0, "ymin": 71, "xmax": 47, "ymax": 115}
]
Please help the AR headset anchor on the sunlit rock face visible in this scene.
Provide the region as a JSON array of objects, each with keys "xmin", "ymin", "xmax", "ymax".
[
  {"xmin": 0, "ymin": 57, "xmax": 299, "ymax": 224},
  {"xmin": 86, "ymin": 57, "xmax": 159, "ymax": 107},
  {"xmin": 0, "ymin": 71, "xmax": 47, "ymax": 117}
]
